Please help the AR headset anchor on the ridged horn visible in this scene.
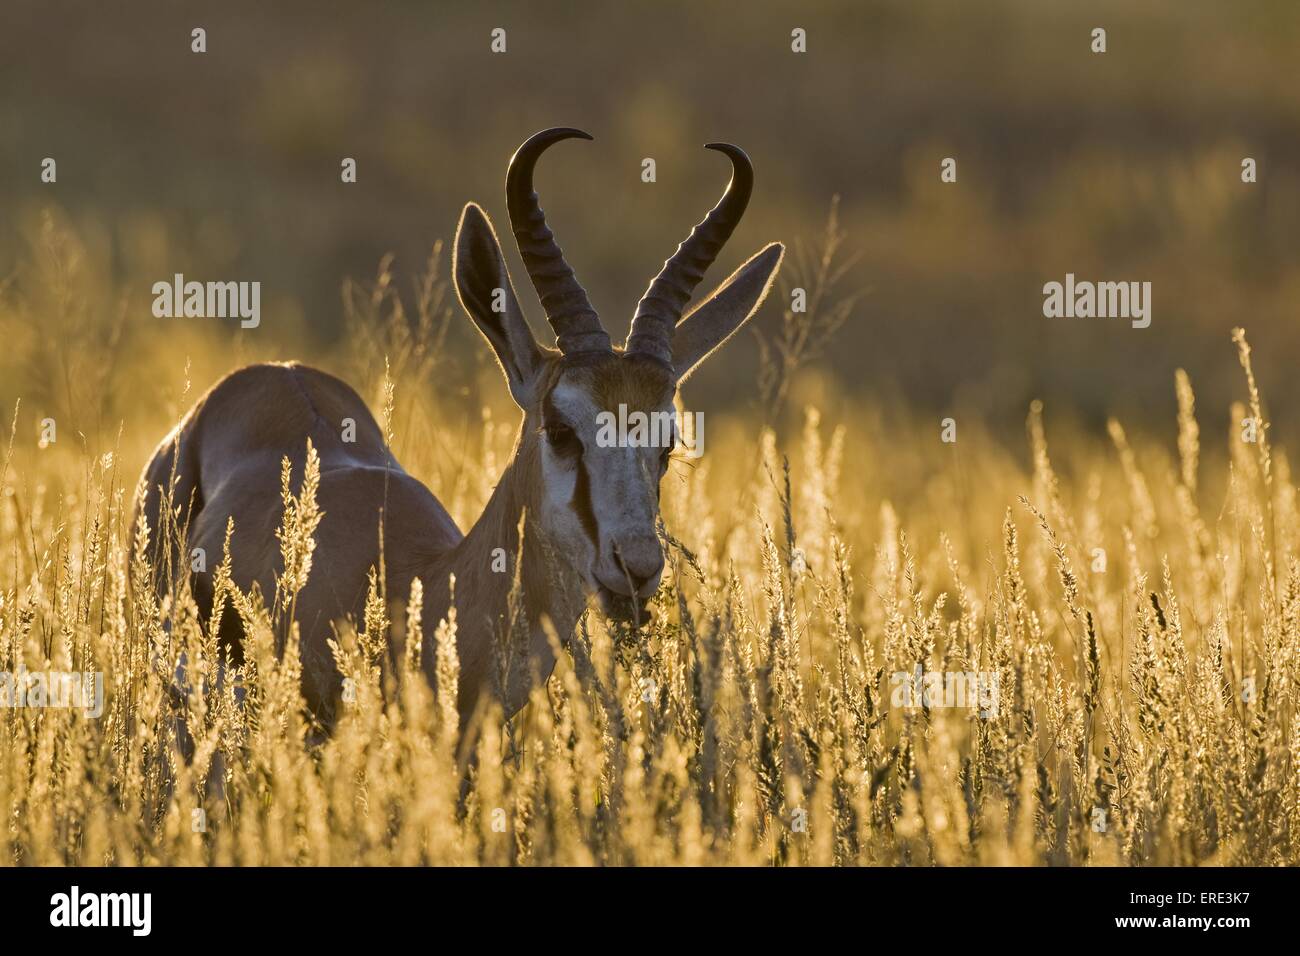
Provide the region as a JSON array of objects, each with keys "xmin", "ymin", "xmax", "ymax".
[
  {"xmin": 625, "ymin": 143, "xmax": 754, "ymax": 368},
  {"xmin": 505, "ymin": 127, "xmax": 611, "ymax": 357}
]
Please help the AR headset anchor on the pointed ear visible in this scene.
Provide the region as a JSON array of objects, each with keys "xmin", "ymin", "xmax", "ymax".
[
  {"xmin": 670, "ymin": 243, "xmax": 784, "ymax": 383},
  {"xmin": 453, "ymin": 203, "xmax": 544, "ymax": 406}
]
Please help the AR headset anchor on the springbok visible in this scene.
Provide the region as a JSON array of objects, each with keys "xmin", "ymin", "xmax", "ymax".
[{"xmin": 136, "ymin": 127, "xmax": 784, "ymax": 731}]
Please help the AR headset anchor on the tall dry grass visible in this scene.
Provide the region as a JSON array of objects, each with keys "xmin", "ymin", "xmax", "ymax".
[{"xmin": 0, "ymin": 218, "xmax": 1296, "ymax": 866}]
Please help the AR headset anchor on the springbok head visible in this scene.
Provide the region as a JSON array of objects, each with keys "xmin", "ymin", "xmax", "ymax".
[{"xmin": 452, "ymin": 127, "xmax": 784, "ymax": 622}]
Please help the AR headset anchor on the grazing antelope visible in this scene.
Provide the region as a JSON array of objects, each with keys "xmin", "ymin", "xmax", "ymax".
[{"xmin": 135, "ymin": 128, "xmax": 784, "ymax": 732}]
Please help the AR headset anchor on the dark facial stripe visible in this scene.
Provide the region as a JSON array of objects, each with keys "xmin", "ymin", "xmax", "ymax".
[
  {"xmin": 542, "ymin": 380, "xmax": 601, "ymax": 548},
  {"xmin": 571, "ymin": 451, "xmax": 601, "ymax": 549}
]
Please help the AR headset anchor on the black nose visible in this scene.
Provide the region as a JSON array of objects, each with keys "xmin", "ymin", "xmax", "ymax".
[
  {"xmin": 613, "ymin": 542, "xmax": 664, "ymax": 595},
  {"xmin": 625, "ymin": 565, "xmax": 659, "ymax": 592}
]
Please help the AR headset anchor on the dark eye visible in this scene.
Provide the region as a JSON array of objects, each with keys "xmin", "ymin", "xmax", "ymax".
[{"xmin": 545, "ymin": 421, "xmax": 580, "ymax": 454}]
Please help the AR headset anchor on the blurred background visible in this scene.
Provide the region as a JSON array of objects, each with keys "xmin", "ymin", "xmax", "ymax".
[{"xmin": 2, "ymin": 0, "xmax": 1299, "ymax": 459}]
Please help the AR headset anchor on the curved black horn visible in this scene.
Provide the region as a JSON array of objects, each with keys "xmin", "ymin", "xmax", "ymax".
[
  {"xmin": 506, "ymin": 127, "xmax": 611, "ymax": 357},
  {"xmin": 625, "ymin": 143, "xmax": 754, "ymax": 368}
]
